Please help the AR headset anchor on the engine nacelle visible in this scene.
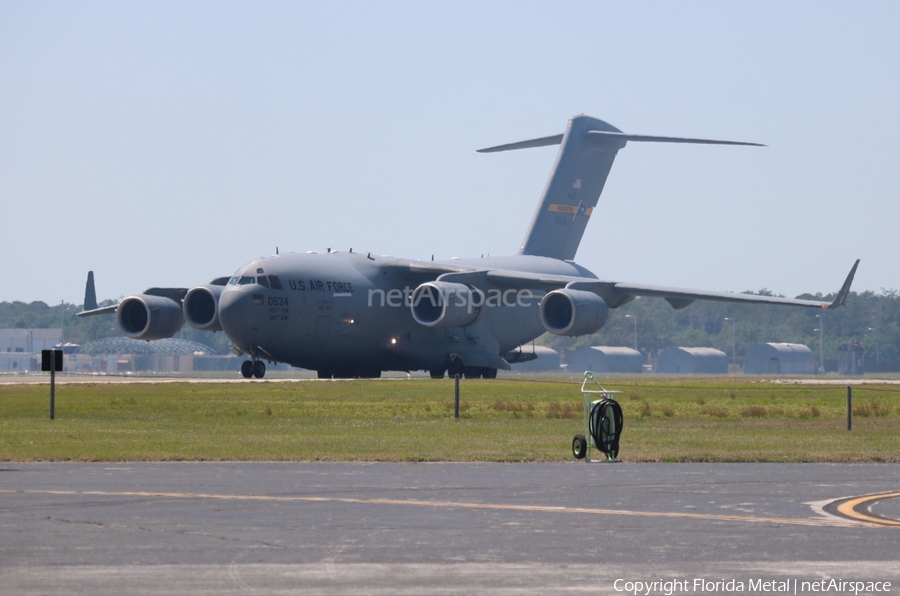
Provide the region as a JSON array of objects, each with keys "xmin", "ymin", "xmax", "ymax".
[
  {"xmin": 411, "ymin": 281, "xmax": 485, "ymax": 329},
  {"xmin": 183, "ymin": 285, "xmax": 224, "ymax": 332},
  {"xmin": 540, "ymin": 289, "xmax": 609, "ymax": 337},
  {"xmin": 117, "ymin": 295, "xmax": 185, "ymax": 340}
]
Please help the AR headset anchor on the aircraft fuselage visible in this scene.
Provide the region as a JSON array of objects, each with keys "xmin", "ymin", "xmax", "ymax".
[{"xmin": 217, "ymin": 251, "xmax": 596, "ymax": 376}]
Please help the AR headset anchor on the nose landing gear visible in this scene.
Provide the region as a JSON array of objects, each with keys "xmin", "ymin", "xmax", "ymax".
[{"xmin": 240, "ymin": 359, "xmax": 266, "ymax": 379}]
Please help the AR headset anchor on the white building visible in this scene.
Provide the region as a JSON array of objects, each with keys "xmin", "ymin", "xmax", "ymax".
[
  {"xmin": 0, "ymin": 328, "xmax": 62, "ymax": 354},
  {"xmin": 0, "ymin": 329, "xmax": 63, "ymax": 371}
]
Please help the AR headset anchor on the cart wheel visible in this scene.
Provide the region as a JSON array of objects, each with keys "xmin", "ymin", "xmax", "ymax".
[{"xmin": 572, "ymin": 434, "xmax": 587, "ymax": 460}]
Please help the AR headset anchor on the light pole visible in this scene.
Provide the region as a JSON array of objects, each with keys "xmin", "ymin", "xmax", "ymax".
[
  {"xmin": 625, "ymin": 314, "xmax": 637, "ymax": 352},
  {"xmin": 724, "ymin": 317, "xmax": 736, "ymax": 373},
  {"xmin": 867, "ymin": 327, "xmax": 880, "ymax": 372},
  {"xmin": 815, "ymin": 313, "xmax": 825, "ymax": 374}
]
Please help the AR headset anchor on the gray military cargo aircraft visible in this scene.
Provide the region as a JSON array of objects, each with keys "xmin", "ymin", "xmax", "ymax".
[{"xmin": 78, "ymin": 115, "xmax": 859, "ymax": 379}]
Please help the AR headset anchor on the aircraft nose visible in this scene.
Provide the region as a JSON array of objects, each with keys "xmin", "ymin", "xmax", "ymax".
[{"xmin": 217, "ymin": 287, "xmax": 256, "ymax": 346}]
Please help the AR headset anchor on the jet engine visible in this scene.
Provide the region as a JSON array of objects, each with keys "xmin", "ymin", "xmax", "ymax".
[
  {"xmin": 411, "ymin": 281, "xmax": 485, "ymax": 329},
  {"xmin": 183, "ymin": 285, "xmax": 224, "ymax": 332},
  {"xmin": 116, "ymin": 295, "xmax": 185, "ymax": 340},
  {"xmin": 540, "ymin": 289, "xmax": 609, "ymax": 336}
]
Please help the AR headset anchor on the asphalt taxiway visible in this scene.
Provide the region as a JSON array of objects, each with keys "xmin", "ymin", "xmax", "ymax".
[{"xmin": 2, "ymin": 462, "xmax": 899, "ymax": 595}]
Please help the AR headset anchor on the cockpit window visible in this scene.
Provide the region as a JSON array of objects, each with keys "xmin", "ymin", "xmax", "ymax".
[
  {"xmin": 268, "ymin": 275, "xmax": 283, "ymax": 290},
  {"xmin": 228, "ymin": 274, "xmax": 269, "ymax": 287}
]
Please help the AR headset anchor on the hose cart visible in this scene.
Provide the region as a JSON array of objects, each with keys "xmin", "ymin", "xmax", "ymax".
[{"xmin": 572, "ymin": 371, "xmax": 624, "ymax": 462}]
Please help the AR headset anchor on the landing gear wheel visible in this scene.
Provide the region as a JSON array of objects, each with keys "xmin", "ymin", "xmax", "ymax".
[
  {"xmin": 482, "ymin": 368, "xmax": 497, "ymax": 379},
  {"xmin": 240, "ymin": 360, "xmax": 253, "ymax": 379},
  {"xmin": 252, "ymin": 360, "xmax": 266, "ymax": 379},
  {"xmin": 572, "ymin": 434, "xmax": 587, "ymax": 460},
  {"xmin": 429, "ymin": 369, "xmax": 445, "ymax": 379},
  {"xmin": 446, "ymin": 361, "xmax": 464, "ymax": 379},
  {"xmin": 463, "ymin": 366, "xmax": 482, "ymax": 379},
  {"xmin": 317, "ymin": 368, "xmax": 333, "ymax": 379}
]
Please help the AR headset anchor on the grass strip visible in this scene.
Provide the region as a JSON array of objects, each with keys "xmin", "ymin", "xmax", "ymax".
[{"xmin": 1, "ymin": 378, "xmax": 899, "ymax": 462}]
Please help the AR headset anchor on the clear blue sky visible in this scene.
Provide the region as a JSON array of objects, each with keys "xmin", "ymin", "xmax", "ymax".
[{"xmin": 2, "ymin": 1, "xmax": 897, "ymax": 305}]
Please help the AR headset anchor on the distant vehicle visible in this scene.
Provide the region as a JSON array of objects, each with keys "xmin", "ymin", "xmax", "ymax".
[{"xmin": 79, "ymin": 115, "xmax": 858, "ymax": 379}]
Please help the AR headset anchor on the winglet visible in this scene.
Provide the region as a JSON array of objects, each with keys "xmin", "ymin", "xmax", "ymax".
[
  {"xmin": 827, "ymin": 259, "xmax": 860, "ymax": 309},
  {"xmin": 83, "ymin": 271, "xmax": 98, "ymax": 311},
  {"xmin": 77, "ymin": 271, "xmax": 118, "ymax": 318}
]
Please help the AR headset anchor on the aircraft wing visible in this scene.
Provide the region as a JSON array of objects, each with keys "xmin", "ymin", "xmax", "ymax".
[
  {"xmin": 75, "ymin": 288, "xmax": 190, "ymax": 318},
  {"xmin": 460, "ymin": 259, "xmax": 860, "ymax": 311},
  {"xmin": 77, "ymin": 304, "xmax": 119, "ymax": 318}
]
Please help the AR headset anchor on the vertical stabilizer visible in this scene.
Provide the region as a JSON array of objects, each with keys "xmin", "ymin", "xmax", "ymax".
[
  {"xmin": 477, "ymin": 115, "xmax": 763, "ymax": 261},
  {"xmin": 516, "ymin": 115, "xmax": 624, "ymax": 260}
]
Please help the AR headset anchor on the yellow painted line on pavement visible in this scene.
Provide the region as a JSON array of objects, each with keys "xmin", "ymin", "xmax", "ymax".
[
  {"xmin": 835, "ymin": 492, "xmax": 900, "ymax": 527},
  {"xmin": 2, "ymin": 488, "xmax": 891, "ymax": 529}
]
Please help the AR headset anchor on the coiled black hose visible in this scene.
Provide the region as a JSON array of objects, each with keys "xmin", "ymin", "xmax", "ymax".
[{"xmin": 589, "ymin": 399, "xmax": 623, "ymax": 458}]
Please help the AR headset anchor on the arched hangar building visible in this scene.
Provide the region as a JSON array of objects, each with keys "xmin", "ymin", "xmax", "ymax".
[
  {"xmin": 743, "ymin": 342, "xmax": 816, "ymax": 375},
  {"xmin": 656, "ymin": 347, "xmax": 728, "ymax": 375},
  {"xmin": 567, "ymin": 346, "xmax": 643, "ymax": 374}
]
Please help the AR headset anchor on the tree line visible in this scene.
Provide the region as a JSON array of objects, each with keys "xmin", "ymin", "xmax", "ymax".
[
  {"xmin": 539, "ymin": 289, "xmax": 900, "ymax": 372},
  {"xmin": 2, "ymin": 288, "xmax": 899, "ymax": 371}
]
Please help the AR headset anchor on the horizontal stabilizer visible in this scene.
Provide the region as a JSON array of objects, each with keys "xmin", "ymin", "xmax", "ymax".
[
  {"xmin": 475, "ymin": 130, "xmax": 763, "ymax": 154},
  {"xmin": 586, "ymin": 130, "xmax": 765, "ymax": 147},
  {"xmin": 476, "ymin": 134, "xmax": 564, "ymax": 153}
]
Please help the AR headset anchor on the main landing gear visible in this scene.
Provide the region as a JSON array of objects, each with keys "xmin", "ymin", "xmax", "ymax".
[
  {"xmin": 316, "ymin": 367, "xmax": 382, "ymax": 379},
  {"xmin": 429, "ymin": 366, "xmax": 497, "ymax": 379},
  {"xmin": 240, "ymin": 359, "xmax": 266, "ymax": 379}
]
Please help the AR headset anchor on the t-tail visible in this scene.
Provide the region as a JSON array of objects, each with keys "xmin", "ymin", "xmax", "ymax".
[{"xmin": 478, "ymin": 115, "xmax": 764, "ymax": 261}]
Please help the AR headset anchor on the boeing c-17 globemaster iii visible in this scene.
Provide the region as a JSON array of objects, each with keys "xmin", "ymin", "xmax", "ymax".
[{"xmin": 78, "ymin": 115, "xmax": 859, "ymax": 379}]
